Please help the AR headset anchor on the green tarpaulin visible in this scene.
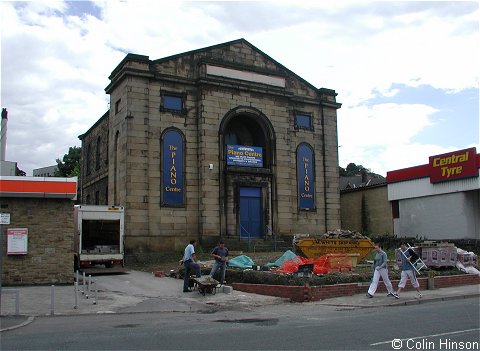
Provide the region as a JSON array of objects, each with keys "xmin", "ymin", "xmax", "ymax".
[
  {"xmin": 265, "ymin": 250, "xmax": 297, "ymax": 268},
  {"xmin": 228, "ymin": 255, "xmax": 254, "ymax": 269}
]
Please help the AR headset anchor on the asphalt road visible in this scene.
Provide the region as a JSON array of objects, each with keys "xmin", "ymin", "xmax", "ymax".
[{"xmin": 1, "ymin": 297, "xmax": 479, "ymax": 350}]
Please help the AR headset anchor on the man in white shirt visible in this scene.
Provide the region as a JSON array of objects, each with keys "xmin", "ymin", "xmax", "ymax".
[{"xmin": 183, "ymin": 240, "xmax": 201, "ymax": 292}]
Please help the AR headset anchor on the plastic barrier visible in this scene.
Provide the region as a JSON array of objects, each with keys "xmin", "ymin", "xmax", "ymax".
[{"xmin": 276, "ymin": 253, "xmax": 353, "ymax": 275}]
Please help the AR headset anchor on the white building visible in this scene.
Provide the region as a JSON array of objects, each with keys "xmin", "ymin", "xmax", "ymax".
[
  {"xmin": 33, "ymin": 165, "xmax": 58, "ymax": 177},
  {"xmin": 387, "ymin": 147, "xmax": 479, "ymax": 240}
]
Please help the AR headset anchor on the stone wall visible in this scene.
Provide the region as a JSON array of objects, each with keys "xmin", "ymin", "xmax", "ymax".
[
  {"xmin": 340, "ymin": 185, "xmax": 392, "ymax": 235},
  {"xmin": 80, "ymin": 111, "xmax": 109, "ymax": 205},
  {"xmin": 0, "ymin": 197, "xmax": 74, "ymax": 285},
  {"xmin": 81, "ymin": 39, "xmax": 341, "ymax": 253}
]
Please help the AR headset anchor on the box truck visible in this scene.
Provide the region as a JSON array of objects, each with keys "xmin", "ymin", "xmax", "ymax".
[{"xmin": 74, "ymin": 205, "xmax": 124, "ymax": 270}]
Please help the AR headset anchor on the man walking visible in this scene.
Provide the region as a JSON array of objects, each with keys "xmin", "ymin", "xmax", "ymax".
[
  {"xmin": 210, "ymin": 241, "xmax": 229, "ymax": 285},
  {"xmin": 395, "ymin": 244, "xmax": 422, "ymax": 298},
  {"xmin": 182, "ymin": 240, "xmax": 201, "ymax": 292},
  {"xmin": 367, "ymin": 242, "xmax": 398, "ymax": 299}
]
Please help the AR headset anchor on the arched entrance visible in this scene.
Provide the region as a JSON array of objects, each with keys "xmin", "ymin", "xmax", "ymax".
[{"xmin": 218, "ymin": 107, "xmax": 276, "ymax": 239}]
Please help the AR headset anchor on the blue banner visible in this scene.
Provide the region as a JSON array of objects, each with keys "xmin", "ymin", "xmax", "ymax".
[
  {"xmin": 297, "ymin": 143, "xmax": 315, "ymax": 209},
  {"xmin": 226, "ymin": 145, "xmax": 263, "ymax": 167},
  {"xmin": 162, "ymin": 130, "xmax": 184, "ymax": 206}
]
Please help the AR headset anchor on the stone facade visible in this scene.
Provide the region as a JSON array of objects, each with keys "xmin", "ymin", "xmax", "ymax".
[
  {"xmin": 80, "ymin": 39, "xmax": 342, "ymax": 252},
  {"xmin": 0, "ymin": 197, "xmax": 74, "ymax": 285},
  {"xmin": 79, "ymin": 111, "xmax": 109, "ymax": 205},
  {"xmin": 340, "ymin": 184, "xmax": 393, "ymax": 235}
]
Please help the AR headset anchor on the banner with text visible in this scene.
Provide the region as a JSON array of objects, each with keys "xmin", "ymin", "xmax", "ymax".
[
  {"xmin": 297, "ymin": 143, "xmax": 315, "ymax": 210},
  {"xmin": 162, "ymin": 130, "xmax": 184, "ymax": 206},
  {"xmin": 226, "ymin": 145, "xmax": 263, "ymax": 167}
]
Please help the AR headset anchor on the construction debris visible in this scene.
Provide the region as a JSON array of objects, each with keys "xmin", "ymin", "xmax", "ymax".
[{"xmin": 320, "ymin": 229, "xmax": 370, "ymax": 239}]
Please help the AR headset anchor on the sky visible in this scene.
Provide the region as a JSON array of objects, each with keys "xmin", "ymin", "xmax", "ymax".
[{"xmin": 1, "ymin": 0, "xmax": 479, "ymax": 177}]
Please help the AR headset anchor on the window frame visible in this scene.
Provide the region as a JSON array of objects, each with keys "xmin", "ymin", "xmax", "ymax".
[
  {"xmin": 294, "ymin": 111, "xmax": 314, "ymax": 131},
  {"xmin": 115, "ymin": 99, "xmax": 121, "ymax": 114},
  {"xmin": 160, "ymin": 92, "xmax": 186, "ymax": 115}
]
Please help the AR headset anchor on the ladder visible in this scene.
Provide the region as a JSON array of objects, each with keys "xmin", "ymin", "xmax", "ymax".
[{"xmin": 401, "ymin": 244, "xmax": 427, "ymax": 274}]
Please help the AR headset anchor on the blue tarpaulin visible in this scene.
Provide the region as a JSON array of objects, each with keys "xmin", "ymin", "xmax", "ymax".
[
  {"xmin": 228, "ymin": 255, "xmax": 254, "ymax": 269},
  {"xmin": 265, "ymin": 250, "xmax": 297, "ymax": 268}
]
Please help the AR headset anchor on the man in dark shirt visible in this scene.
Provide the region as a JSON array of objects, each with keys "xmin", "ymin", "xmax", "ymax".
[
  {"xmin": 395, "ymin": 243, "xmax": 422, "ymax": 298},
  {"xmin": 209, "ymin": 241, "xmax": 229, "ymax": 284}
]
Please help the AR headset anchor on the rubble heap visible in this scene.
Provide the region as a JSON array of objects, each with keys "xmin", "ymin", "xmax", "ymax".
[{"xmin": 319, "ymin": 229, "xmax": 369, "ymax": 239}]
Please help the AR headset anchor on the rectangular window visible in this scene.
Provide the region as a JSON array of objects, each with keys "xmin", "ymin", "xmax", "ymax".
[
  {"xmin": 163, "ymin": 95, "xmax": 182, "ymax": 112},
  {"xmin": 295, "ymin": 113, "xmax": 313, "ymax": 130},
  {"xmin": 392, "ymin": 200, "xmax": 399, "ymax": 219},
  {"xmin": 115, "ymin": 99, "xmax": 121, "ymax": 114}
]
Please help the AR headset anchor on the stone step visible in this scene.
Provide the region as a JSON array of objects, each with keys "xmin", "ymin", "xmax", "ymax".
[{"xmin": 219, "ymin": 237, "xmax": 292, "ymax": 252}]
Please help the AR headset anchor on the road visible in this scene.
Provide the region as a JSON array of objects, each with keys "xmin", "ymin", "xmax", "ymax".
[{"xmin": 1, "ymin": 297, "xmax": 479, "ymax": 350}]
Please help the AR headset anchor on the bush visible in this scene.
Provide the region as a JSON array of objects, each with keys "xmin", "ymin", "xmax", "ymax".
[{"xmin": 224, "ymin": 266, "xmax": 461, "ymax": 286}]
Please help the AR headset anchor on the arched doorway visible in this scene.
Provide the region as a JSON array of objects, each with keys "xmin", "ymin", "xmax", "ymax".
[{"xmin": 218, "ymin": 107, "xmax": 276, "ymax": 239}]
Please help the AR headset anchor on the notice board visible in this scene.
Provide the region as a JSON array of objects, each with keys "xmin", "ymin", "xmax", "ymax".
[{"xmin": 7, "ymin": 228, "xmax": 28, "ymax": 255}]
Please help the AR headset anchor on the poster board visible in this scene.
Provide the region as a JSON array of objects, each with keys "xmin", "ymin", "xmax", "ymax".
[
  {"xmin": 7, "ymin": 228, "xmax": 28, "ymax": 255},
  {"xmin": 226, "ymin": 145, "xmax": 263, "ymax": 167}
]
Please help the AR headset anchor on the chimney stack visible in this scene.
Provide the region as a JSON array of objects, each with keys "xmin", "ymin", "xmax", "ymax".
[{"xmin": 1, "ymin": 108, "xmax": 8, "ymax": 161}]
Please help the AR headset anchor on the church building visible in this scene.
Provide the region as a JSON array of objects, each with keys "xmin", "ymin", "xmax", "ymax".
[{"xmin": 79, "ymin": 39, "xmax": 342, "ymax": 252}]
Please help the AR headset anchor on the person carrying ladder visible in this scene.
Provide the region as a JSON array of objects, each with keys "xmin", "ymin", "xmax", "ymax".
[{"xmin": 395, "ymin": 243, "xmax": 422, "ymax": 298}]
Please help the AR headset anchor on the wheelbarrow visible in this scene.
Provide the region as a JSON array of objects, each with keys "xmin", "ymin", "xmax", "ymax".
[{"xmin": 190, "ymin": 276, "xmax": 219, "ymax": 296}]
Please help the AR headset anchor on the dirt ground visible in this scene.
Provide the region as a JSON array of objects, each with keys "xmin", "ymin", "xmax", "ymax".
[{"xmin": 126, "ymin": 251, "xmax": 283, "ymax": 274}]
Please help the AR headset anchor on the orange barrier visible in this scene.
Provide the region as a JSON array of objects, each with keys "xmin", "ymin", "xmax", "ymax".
[{"xmin": 276, "ymin": 253, "xmax": 355, "ymax": 275}]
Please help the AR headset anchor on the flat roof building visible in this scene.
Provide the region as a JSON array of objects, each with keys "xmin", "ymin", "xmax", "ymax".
[
  {"xmin": 0, "ymin": 176, "xmax": 77, "ymax": 285},
  {"xmin": 33, "ymin": 165, "xmax": 58, "ymax": 177},
  {"xmin": 387, "ymin": 147, "xmax": 479, "ymax": 240}
]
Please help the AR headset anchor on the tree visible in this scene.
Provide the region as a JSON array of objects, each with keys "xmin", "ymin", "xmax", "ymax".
[
  {"xmin": 55, "ymin": 146, "xmax": 81, "ymax": 177},
  {"xmin": 340, "ymin": 162, "xmax": 383, "ymax": 178},
  {"xmin": 345, "ymin": 162, "xmax": 370, "ymax": 176},
  {"xmin": 15, "ymin": 165, "xmax": 26, "ymax": 176}
]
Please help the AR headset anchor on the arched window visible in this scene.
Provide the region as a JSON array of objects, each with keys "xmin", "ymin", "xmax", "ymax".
[
  {"xmin": 95, "ymin": 136, "xmax": 101, "ymax": 170},
  {"xmin": 220, "ymin": 108, "xmax": 275, "ymax": 169},
  {"xmin": 296, "ymin": 143, "xmax": 315, "ymax": 210},
  {"xmin": 86, "ymin": 144, "xmax": 91, "ymax": 175},
  {"xmin": 114, "ymin": 131, "xmax": 120, "ymax": 205}
]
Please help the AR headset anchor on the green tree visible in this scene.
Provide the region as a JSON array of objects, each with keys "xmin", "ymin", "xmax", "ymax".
[{"xmin": 55, "ymin": 146, "xmax": 81, "ymax": 177}]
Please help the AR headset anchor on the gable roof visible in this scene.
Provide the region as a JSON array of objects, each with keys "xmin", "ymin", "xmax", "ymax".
[
  {"xmin": 155, "ymin": 38, "xmax": 327, "ymax": 93},
  {"xmin": 110, "ymin": 38, "xmax": 338, "ymax": 99},
  {"xmin": 340, "ymin": 175, "xmax": 387, "ymax": 192}
]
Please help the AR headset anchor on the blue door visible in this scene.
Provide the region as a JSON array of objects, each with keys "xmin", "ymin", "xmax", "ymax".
[{"xmin": 239, "ymin": 187, "xmax": 262, "ymax": 238}]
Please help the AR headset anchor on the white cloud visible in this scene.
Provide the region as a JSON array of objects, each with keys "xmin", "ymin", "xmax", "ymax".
[
  {"xmin": 0, "ymin": 0, "xmax": 478, "ymax": 176},
  {"xmin": 338, "ymin": 103, "xmax": 441, "ymax": 174}
]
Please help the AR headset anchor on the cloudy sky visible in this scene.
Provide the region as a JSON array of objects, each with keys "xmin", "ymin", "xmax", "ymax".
[{"xmin": 1, "ymin": 0, "xmax": 478, "ymax": 176}]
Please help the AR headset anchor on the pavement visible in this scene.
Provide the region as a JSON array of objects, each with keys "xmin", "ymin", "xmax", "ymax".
[{"xmin": 1, "ymin": 270, "xmax": 479, "ymax": 332}]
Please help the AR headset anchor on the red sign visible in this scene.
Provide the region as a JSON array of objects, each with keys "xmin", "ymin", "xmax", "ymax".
[{"xmin": 429, "ymin": 147, "xmax": 478, "ymax": 183}]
